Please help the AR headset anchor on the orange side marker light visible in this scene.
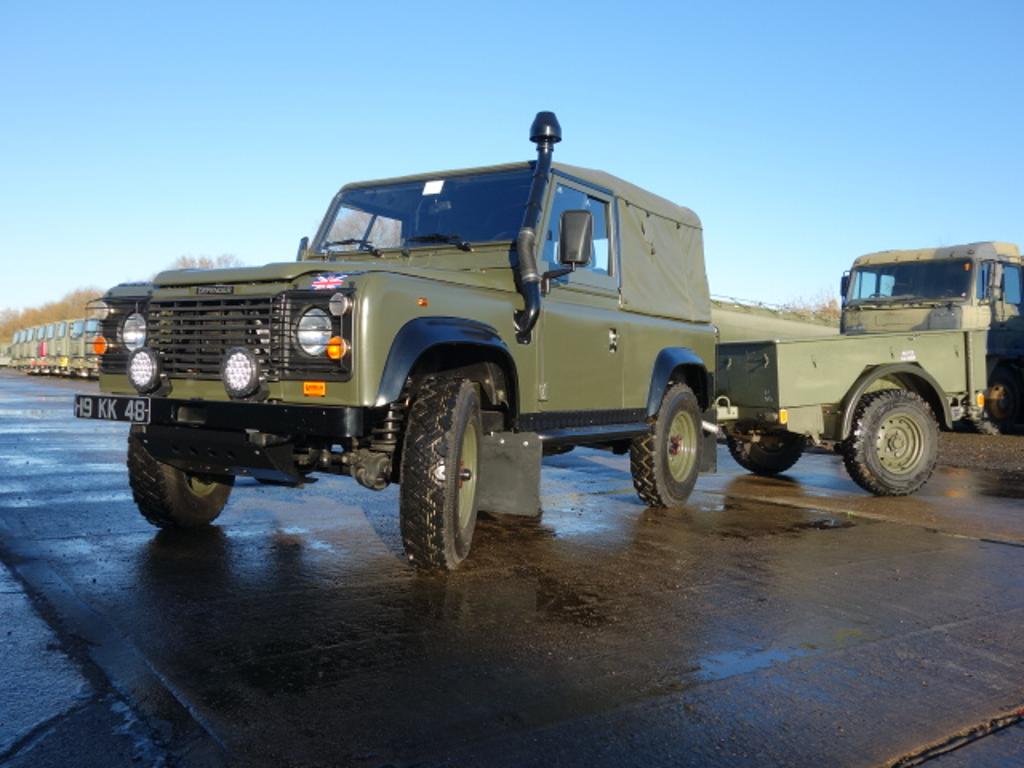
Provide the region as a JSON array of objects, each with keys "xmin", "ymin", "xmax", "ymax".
[
  {"xmin": 326, "ymin": 336, "xmax": 348, "ymax": 361},
  {"xmin": 92, "ymin": 336, "xmax": 108, "ymax": 355}
]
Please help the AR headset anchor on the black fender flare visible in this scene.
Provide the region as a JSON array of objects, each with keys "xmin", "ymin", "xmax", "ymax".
[
  {"xmin": 376, "ymin": 317, "xmax": 518, "ymax": 409},
  {"xmin": 840, "ymin": 363, "xmax": 952, "ymax": 438},
  {"xmin": 646, "ymin": 348, "xmax": 711, "ymax": 416}
]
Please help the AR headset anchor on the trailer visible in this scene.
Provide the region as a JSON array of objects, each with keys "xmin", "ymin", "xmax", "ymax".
[{"xmin": 717, "ymin": 329, "xmax": 987, "ymax": 495}]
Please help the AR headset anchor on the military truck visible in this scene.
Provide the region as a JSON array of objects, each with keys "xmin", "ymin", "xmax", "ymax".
[
  {"xmin": 717, "ymin": 329, "xmax": 987, "ymax": 495},
  {"xmin": 74, "ymin": 112, "xmax": 719, "ymax": 569},
  {"xmin": 841, "ymin": 242, "xmax": 1023, "ymax": 433},
  {"xmin": 67, "ymin": 317, "xmax": 101, "ymax": 377}
]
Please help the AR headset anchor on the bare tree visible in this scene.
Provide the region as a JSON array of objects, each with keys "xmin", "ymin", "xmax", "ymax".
[
  {"xmin": 168, "ymin": 254, "xmax": 244, "ymax": 270},
  {"xmin": 0, "ymin": 286, "xmax": 103, "ymax": 339}
]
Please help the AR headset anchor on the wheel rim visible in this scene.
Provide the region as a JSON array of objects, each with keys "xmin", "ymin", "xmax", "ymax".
[
  {"xmin": 456, "ymin": 422, "xmax": 478, "ymax": 530},
  {"xmin": 186, "ymin": 474, "xmax": 219, "ymax": 497},
  {"xmin": 988, "ymin": 382, "xmax": 1010, "ymax": 420},
  {"xmin": 667, "ymin": 410, "xmax": 698, "ymax": 482},
  {"xmin": 875, "ymin": 412, "xmax": 925, "ymax": 474}
]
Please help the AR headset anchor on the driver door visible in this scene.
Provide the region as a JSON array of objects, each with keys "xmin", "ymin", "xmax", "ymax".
[{"xmin": 536, "ymin": 179, "xmax": 623, "ymax": 413}]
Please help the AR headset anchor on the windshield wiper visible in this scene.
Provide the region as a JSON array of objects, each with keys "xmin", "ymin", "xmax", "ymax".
[
  {"xmin": 322, "ymin": 238, "xmax": 382, "ymax": 257},
  {"xmin": 405, "ymin": 233, "xmax": 473, "ymax": 252}
]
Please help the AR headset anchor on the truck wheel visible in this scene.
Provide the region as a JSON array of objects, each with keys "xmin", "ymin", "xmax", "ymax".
[
  {"xmin": 399, "ymin": 376, "xmax": 482, "ymax": 570},
  {"xmin": 985, "ymin": 368, "xmax": 1021, "ymax": 434},
  {"xmin": 841, "ymin": 390, "xmax": 938, "ymax": 496},
  {"xmin": 630, "ymin": 383, "xmax": 702, "ymax": 508},
  {"xmin": 126, "ymin": 430, "xmax": 233, "ymax": 528},
  {"xmin": 727, "ymin": 432, "xmax": 804, "ymax": 475}
]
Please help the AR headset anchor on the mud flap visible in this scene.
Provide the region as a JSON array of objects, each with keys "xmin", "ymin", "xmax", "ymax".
[
  {"xmin": 477, "ymin": 432, "xmax": 542, "ymax": 518},
  {"xmin": 701, "ymin": 405, "xmax": 718, "ymax": 473}
]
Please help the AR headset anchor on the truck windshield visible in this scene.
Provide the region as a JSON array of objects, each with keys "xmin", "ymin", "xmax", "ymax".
[
  {"xmin": 317, "ymin": 169, "xmax": 533, "ymax": 254},
  {"xmin": 848, "ymin": 260, "xmax": 973, "ymax": 303}
]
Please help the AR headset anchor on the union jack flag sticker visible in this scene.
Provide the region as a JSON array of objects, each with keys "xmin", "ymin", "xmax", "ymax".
[{"xmin": 311, "ymin": 273, "xmax": 348, "ymax": 290}]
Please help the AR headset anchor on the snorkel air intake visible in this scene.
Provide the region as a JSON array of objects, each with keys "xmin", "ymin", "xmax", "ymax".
[{"xmin": 513, "ymin": 111, "xmax": 561, "ymax": 343}]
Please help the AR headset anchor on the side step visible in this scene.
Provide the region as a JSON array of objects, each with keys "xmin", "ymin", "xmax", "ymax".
[{"xmin": 536, "ymin": 422, "xmax": 648, "ymax": 447}]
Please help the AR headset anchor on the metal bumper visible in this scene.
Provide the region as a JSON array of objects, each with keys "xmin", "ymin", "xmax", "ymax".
[
  {"xmin": 136, "ymin": 398, "xmax": 367, "ymax": 484},
  {"xmin": 146, "ymin": 398, "xmax": 364, "ymax": 438}
]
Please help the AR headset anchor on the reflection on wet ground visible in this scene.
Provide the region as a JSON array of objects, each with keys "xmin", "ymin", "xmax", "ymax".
[{"xmin": 0, "ymin": 372, "xmax": 1022, "ymax": 766}]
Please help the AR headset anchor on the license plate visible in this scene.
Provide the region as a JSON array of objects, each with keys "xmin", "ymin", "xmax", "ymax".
[{"xmin": 74, "ymin": 394, "xmax": 150, "ymax": 424}]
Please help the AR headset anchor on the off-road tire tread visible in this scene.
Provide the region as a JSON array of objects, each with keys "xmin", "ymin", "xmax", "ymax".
[
  {"xmin": 630, "ymin": 383, "xmax": 701, "ymax": 507},
  {"xmin": 841, "ymin": 389, "xmax": 937, "ymax": 496},
  {"xmin": 399, "ymin": 376, "xmax": 478, "ymax": 570},
  {"xmin": 726, "ymin": 433, "xmax": 804, "ymax": 475},
  {"xmin": 127, "ymin": 431, "xmax": 232, "ymax": 528}
]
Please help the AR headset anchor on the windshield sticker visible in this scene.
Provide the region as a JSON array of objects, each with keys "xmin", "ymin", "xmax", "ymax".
[
  {"xmin": 422, "ymin": 180, "xmax": 444, "ymax": 195},
  {"xmin": 900, "ymin": 350, "xmax": 917, "ymax": 362},
  {"xmin": 311, "ymin": 273, "xmax": 348, "ymax": 290}
]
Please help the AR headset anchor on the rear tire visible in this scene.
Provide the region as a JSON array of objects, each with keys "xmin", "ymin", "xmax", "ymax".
[
  {"xmin": 630, "ymin": 383, "xmax": 702, "ymax": 507},
  {"xmin": 727, "ymin": 432, "xmax": 804, "ymax": 475},
  {"xmin": 841, "ymin": 390, "xmax": 938, "ymax": 496},
  {"xmin": 399, "ymin": 376, "xmax": 482, "ymax": 570},
  {"xmin": 127, "ymin": 430, "xmax": 233, "ymax": 528}
]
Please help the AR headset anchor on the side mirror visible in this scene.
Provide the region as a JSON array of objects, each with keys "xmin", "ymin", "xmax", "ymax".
[
  {"xmin": 989, "ymin": 262, "xmax": 1004, "ymax": 301},
  {"xmin": 296, "ymin": 235, "xmax": 310, "ymax": 261},
  {"xmin": 558, "ymin": 210, "xmax": 593, "ymax": 267},
  {"xmin": 840, "ymin": 273, "xmax": 850, "ymax": 306}
]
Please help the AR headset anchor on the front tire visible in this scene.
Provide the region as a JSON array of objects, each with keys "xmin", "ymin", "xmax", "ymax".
[
  {"xmin": 985, "ymin": 367, "xmax": 1021, "ymax": 434},
  {"xmin": 399, "ymin": 376, "xmax": 482, "ymax": 570},
  {"xmin": 630, "ymin": 383, "xmax": 702, "ymax": 507},
  {"xmin": 727, "ymin": 432, "xmax": 804, "ymax": 475},
  {"xmin": 841, "ymin": 390, "xmax": 938, "ymax": 496},
  {"xmin": 127, "ymin": 429, "xmax": 233, "ymax": 528}
]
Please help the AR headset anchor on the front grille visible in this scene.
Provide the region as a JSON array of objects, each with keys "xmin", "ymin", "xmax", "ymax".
[
  {"xmin": 147, "ymin": 292, "xmax": 352, "ymax": 382},
  {"xmin": 149, "ymin": 296, "xmax": 280, "ymax": 379}
]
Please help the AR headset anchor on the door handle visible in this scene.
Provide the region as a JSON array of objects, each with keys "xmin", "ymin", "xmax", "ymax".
[{"xmin": 608, "ymin": 328, "xmax": 618, "ymax": 353}]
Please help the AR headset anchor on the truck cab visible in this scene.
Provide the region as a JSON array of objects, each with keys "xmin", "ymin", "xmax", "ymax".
[{"xmin": 842, "ymin": 242, "xmax": 1024, "ymax": 431}]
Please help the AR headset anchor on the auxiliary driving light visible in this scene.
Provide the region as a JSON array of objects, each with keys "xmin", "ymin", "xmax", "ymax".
[
  {"xmin": 127, "ymin": 348, "xmax": 161, "ymax": 393},
  {"xmin": 221, "ymin": 347, "xmax": 261, "ymax": 398}
]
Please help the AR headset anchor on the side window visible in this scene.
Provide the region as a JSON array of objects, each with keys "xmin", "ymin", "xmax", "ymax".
[
  {"xmin": 46, "ymin": 324, "xmax": 55, "ymax": 340},
  {"xmin": 57, "ymin": 322, "xmax": 66, "ymax": 339},
  {"xmin": 977, "ymin": 262, "xmax": 991, "ymax": 300},
  {"xmin": 1004, "ymin": 265, "xmax": 1022, "ymax": 305},
  {"xmin": 542, "ymin": 183, "xmax": 612, "ymax": 277},
  {"xmin": 70, "ymin": 320, "xmax": 84, "ymax": 339},
  {"xmin": 84, "ymin": 319, "xmax": 100, "ymax": 336}
]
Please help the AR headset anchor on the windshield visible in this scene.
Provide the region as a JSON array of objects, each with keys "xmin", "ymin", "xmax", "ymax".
[
  {"xmin": 316, "ymin": 169, "xmax": 533, "ymax": 254},
  {"xmin": 848, "ymin": 259, "xmax": 973, "ymax": 303}
]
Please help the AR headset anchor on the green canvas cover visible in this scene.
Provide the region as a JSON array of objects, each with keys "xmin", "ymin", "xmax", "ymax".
[{"xmin": 554, "ymin": 163, "xmax": 710, "ymax": 324}]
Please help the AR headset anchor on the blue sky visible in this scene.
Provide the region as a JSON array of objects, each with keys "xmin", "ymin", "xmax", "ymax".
[{"xmin": 1, "ymin": 1, "xmax": 1021, "ymax": 311}]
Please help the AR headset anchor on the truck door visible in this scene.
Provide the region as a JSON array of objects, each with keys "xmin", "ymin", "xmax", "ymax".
[
  {"xmin": 996, "ymin": 264, "xmax": 1024, "ymax": 356},
  {"xmin": 536, "ymin": 178, "xmax": 623, "ymax": 412}
]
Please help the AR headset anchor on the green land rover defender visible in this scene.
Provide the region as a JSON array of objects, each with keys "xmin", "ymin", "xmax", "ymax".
[{"xmin": 75, "ymin": 113, "xmax": 717, "ymax": 569}]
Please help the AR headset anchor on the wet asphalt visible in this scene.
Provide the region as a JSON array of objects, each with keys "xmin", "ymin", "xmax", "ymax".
[{"xmin": 0, "ymin": 370, "xmax": 1022, "ymax": 768}]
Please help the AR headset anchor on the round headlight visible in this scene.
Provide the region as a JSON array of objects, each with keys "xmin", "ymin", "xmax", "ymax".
[
  {"xmin": 127, "ymin": 348, "xmax": 161, "ymax": 393},
  {"xmin": 296, "ymin": 308, "xmax": 332, "ymax": 355},
  {"xmin": 121, "ymin": 313, "xmax": 147, "ymax": 351},
  {"xmin": 221, "ymin": 347, "xmax": 260, "ymax": 398}
]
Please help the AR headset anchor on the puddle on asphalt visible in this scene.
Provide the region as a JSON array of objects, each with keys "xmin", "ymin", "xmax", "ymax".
[{"xmin": 694, "ymin": 646, "xmax": 812, "ymax": 682}]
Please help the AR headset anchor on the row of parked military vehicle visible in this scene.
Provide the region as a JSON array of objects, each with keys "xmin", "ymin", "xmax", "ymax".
[{"xmin": 3, "ymin": 318, "xmax": 102, "ymax": 377}]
